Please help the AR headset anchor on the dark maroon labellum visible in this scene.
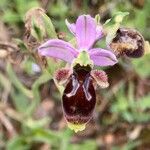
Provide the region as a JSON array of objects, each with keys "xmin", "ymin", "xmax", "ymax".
[
  {"xmin": 110, "ymin": 28, "xmax": 144, "ymax": 58},
  {"xmin": 62, "ymin": 64, "xmax": 96, "ymax": 125}
]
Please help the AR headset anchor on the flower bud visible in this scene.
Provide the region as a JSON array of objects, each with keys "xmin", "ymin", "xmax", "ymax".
[
  {"xmin": 25, "ymin": 7, "xmax": 46, "ymax": 40},
  {"xmin": 25, "ymin": 7, "xmax": 57, "ymax": 41}
]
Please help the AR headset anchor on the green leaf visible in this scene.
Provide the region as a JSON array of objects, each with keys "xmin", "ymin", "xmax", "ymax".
[
  {"xmin": 6, "ymin": 63, "xmax": 33, "ymax": 98},
  {"xmin": 13, "ymin": 39, "xmax": 28, "ymax": 52},
  {"xmin": 24, "ymin": 118, "xmax": 50, "ymax": 130},
  {"xmin": 42, "ymin": 13, "xmax": 57, "ymax": 38},
  {"xmin": 11, "ymin": 90, "xmax": 29, "ymax": 113},
  {"xmin": 7, "ymin": 136, "xmax": 30, "ymax": 150},
  {"xmin": 136, "ymin": 95, "xmax": 150, "ymax": 110},
  {"xmin": 104, "ymin": 11, "xmax": 129, "ymax": 25},
  {"xmin": 0, "ymin": 73, "xmax": 11, "ymax": 98},
  {"xmin": 122, "ymin": 111, "xmax": 134, "ymax": 122},
  {"xmin": 30, "ymin": 128, "xmax": 60, "ymax": 145},
  {"xmin": 60, "ymin": 129, "xmax": 73, "ymax": 150},
  {"xmin": 131, "ymin": 53, "xmax": 150, "ymax": 78},
  {"xmin": 104, "ymin": 11, "xmax": 129, "ymax": 45},
  {"xmin": 27, "ymin": 70, "xmax": 52, "ymax": 115},
  {"xmin": 31, "ymin": 19, "xmax": 44, "ymax": 41},
  {"xmin": 67, "ymin": 140, "xmax": 97, "ymax": 150},
  {"xmin": 2, "ymin": 11, "xmax": 21, "ymax": 23}
]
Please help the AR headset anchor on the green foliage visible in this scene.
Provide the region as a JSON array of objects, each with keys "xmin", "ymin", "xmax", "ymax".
[
  {"xmin": 111, "ymin": 83, "xmax": 150, "ymax": 123},
  {"xmin": 112, "ymin": 140, "xmax": 140, "ymax": 150},
  {"xmin": 48, "ymin": 0, "xmax": 68, "ymax": 31},
  {"xmin": 7, "ymin": 136, "xmax": 30, "ymax": 150},
  {"xmin": 28, "ymin": 70, "xmax": 52, "ymax": 115},
  {"xmin": 68, "ymin": 140, "xmax": 97, "ymax": 150},
  {"xmin": 31, "ymin": 20, "xmax": 44, "ymax": 41},
  {"xmin": 6, "ymin": 63, "xmax": 33, "ymax": 98},
  {"xmin": 131, "ymin": 54, "xmax": 150, "ymax": 78},
  {"xmin": 42, "ymin": 13, "xmax": 57, "ymax": 39},
  {"xmin": 6, "ymin": 115, "xmax": 95, "ymax": 150},
  {"xmin": 1, "ymin": 0, "xmax": 39, "ymax": 24},
  {"xmin": 113, "ymin": 0, "xmax": 150, "ymax": 39}
]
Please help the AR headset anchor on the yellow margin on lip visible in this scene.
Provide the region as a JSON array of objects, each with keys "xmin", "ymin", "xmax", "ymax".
[{"xmin": 67, "ymin": 122, "xmax": 86, "ymax": 133}]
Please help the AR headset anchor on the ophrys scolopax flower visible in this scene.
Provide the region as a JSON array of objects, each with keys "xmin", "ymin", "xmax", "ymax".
[{"xmin": 38, "ymin": 14, "xmax": 144, "ymax": 132}]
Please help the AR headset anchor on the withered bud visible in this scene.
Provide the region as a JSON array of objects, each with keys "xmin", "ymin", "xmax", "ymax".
[
  {"xmin": 25, "ymin": 7, "xmax": 46, "ymax": 35},
  {"xmin": 110, "ymin": 28, "xmax": 144, "ymax": 58}
]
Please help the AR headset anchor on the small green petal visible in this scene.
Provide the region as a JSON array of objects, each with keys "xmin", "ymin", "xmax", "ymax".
[
  {"xmin": 72, "ymin": 51, "xmax": 94, "ymax": 68},
  {"xmin": 95, "ymin": 14, "xmax": 101, "ymax": 25}
]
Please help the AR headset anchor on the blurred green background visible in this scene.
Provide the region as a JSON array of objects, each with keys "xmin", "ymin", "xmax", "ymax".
[{"xmin": 0, "ymin": 0, "xmax": 150, "ymax": 150}]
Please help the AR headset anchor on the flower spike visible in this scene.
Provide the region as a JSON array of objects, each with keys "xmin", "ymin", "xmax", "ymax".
[{"xmin": 38, "ymin": 14, "xmax": 121, "ymax": 133}]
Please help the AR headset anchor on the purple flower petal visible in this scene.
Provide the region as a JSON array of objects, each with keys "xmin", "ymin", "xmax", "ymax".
[
  {"xmin": 89, "ymin": 48, "xmax": 118, "ymax": 66},
  {"xmin": 38, "ymin": 39, "xmax": 78, "ymax": 63},
  {"xmin": 65, "ymin": 19, "xmax": 76, "ymax": 35},
  {"xmin": 96, "ymin": 25, "xmax": 104, "ymax": 40},
  {"xmin": 76, "ymin": 15, "xmax": 96, "ymax": 50}
]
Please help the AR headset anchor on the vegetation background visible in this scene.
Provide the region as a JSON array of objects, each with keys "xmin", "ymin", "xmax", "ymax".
[{"xmin": 0, "ymin": 0, "xmax": 150, "ymax": 149}]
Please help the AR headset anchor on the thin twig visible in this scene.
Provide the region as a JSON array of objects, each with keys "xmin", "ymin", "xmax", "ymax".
[
  {"xmin": 0, "ymin": 111, "xmax": 16, "ymax": 137},
  {"xmin": 0, "ymin": 41, "xmax": 18, "ymax": 51},
  {"xmin": 0, "ymin": 102, "xmax": 23, "ymax": 122}
]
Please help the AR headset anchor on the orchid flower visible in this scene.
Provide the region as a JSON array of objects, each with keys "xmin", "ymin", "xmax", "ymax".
[
  {"xmin": 38, "ymin": 14, "xmax": 144, "ymax": 133},
  {"xmin": 38, "ymin": 15, "xmax": 118, "ymax": 67},
  {"xmin": 38, "ymin": 14, "xmax": 118, "ymax": 132}
]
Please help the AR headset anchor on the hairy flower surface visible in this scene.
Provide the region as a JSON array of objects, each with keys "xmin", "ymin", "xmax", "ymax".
[{"xmin": 38, "ymin": 14, "xmax": 119, "ymax": 132}]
